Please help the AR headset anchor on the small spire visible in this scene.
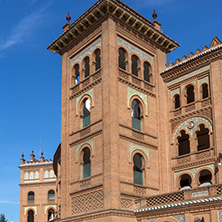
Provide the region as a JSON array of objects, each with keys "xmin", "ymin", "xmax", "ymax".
[
  {"xmin": 41, "ymin": 151, "xmax": 43, "ymax": 156},
  {"xmin": 22, "ymin": 153, "xmax": 24, "ymax": 158},
  {"xmin": 66, "ymin": 12, "xmax": 71, "ymax": 24},
  {"xmin": 32, "ymin": 150, "xmax": 34, "ymax": 154},
  {"xmin": 152, "ymin": 10, "xmax": 157, "ymax": 21}
]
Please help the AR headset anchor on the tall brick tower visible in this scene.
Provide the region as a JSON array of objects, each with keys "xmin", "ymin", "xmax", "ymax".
[
  {"xmin": 47, "ymin": 0, "xmax": 179, "ymax": 221},
  {"xmin": 48, "ymin": 0, "xmax": 222, "ymax": 222}
]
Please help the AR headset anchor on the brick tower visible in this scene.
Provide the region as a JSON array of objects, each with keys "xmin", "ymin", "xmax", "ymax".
[{"xmin": 48, "ymin": 0, "xmax": 222, "ymax": 221}]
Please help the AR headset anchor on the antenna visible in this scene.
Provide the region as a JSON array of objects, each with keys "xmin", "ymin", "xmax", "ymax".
[{"xmin": 40, "ymin": 133, "xmax": 42, "ymax": 157}]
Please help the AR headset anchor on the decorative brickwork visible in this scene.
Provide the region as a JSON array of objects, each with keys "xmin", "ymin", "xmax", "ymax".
[
  {"xmin": 146, "ymin": 191, "xmax": 184, "ymax": 207},
  {"xmin": 177, "ymin": 155, "xmax": 191, "ymax": 165},
  {"xmin": 132, "ymin": 130, "xmax": 144, "ymax": 140},
  {"xmin": 71, "ymin": 189, "xmax": 103, "ymax": 214},
  {"xmin": 216, "ymin": 185, "xmax": 222, "ymax": 195},
  {"xmin": 196, "ymin": 150, "xmax": 211, "ymax": 160},
  {"xmin": 80, "ymin": 126, "xmax": 91, "ymax": 137},
  {"xmin": 121, "ymin": 198, "xmax": 134, "ymax": 209},
  {"xmin": 80, "ymin": 178, "xmax": 91, "ymax": 189},
  {"xmin": 134, "ymin": 185, "xmax": 146, "ymax": 195}
]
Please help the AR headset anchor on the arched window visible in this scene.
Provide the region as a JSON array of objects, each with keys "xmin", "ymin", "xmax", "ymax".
[
  {"xmin": 118, "ymin": 48, "xmax": 126, "ymax": 70},
  {"xmin": 178, "ymin": 130, "xmax": 190, "ymax": 156},
  {"xmin": 199, "ymin": 170, "xmax": 212, "ymax": 187},
  {"xmin": 28, "ymin": 191, "xmax": 35, "ymax": 201},
  {"xmin": 44, "ymin": 170, "xmax": 49, "ymax": 178},
  {"xmin": 131, "ymin": 55, "xmax": 139, "ymax": 76},
  {"xmin": 82, "ymin": 98, "xmax": 91, "ymax": 127},
  {"xmin": 83, "ymin": 57, "xmax": 90, "ymax": 78},
  {"xmin": 202, "ymin": 83, "xmax": 209, "ymax": 99},
  {"xmin": 143, "ymin": 62, "xmax": 152, "ymax": 83},
  {"xmin": 27, "ymin": 209, "xmax": 34, "ymax": 222},
  {"xmin": 48, "ymin": 190, "xmax": 55, "ymax": 200},
  {"xmin": 74, "ymin": 64, "xmax": 80, "ymax": 84},
  {"xmin": 83, "ymin": 148, "xmax": 91, "ymax": 178},
  {"xmin": 94, "ymin": 49, "xmax": 101, "ymax": 71},
  {"xmin": 174, "ymin": 94, "xmax": 180, "ymax": 109},
  {"xmin": 133, "ymin": 153, "xmax": 143, "ymax": 185},
  {"xmin": 131, "ymin": 99, "xmax": 141, "ymax": 131},
  {"xmin": 186, "ymin": 85, "xmax": 195, "ymax": 104},
  {"xmin": 179, "ymin": 174, "xmax": 192, "ymax": 190},
  {"xmin": 196, "ymin": 124, "xmax": 210, "ymax": 151},
  {"xmin": 48, "ymin": 208, "xmax": 55, "ymax": 221}
]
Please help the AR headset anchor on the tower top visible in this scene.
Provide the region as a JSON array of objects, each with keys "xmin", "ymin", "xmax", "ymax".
[{"xmin": 48, "ymin": 0, "xmax": 179, "ymax": 54}]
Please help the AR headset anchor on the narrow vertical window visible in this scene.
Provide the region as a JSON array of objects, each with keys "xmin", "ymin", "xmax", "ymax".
[
  {"xmin": 197, "ymin": 124, "xmax": 210, "ymax": 151},
  {"xmin": 186, "ymin": 85, "xmax": 195, "ymax": 104},
  {"xmin": 48, "ymin": 190, "xmax": 55, "ymax": 200},
  {"xmin": 178, "ymin": 130, "xmax": 190, "ymax": 156},
  {"xmin": 131, "ymin": 55, "xmax": 139, "ymax": 76},
  {"xmin": 84, "ymin": 57, "xmax": 90, "ymax": 78},
  {"xmin": 82, "ymin": 99, "xmax": 91, "ymax": 127},
  {"xmin": 202, "ymin": 83, "xmax": 209, "ymax": 99},
  {"xmin": 28, "ymin": 191, "xmax": 35, "ymax": 201},
  {"xmin": 131, "ymin": 99, "xmax": 141, "ymax": 131},
  {"xmin": 133, "ymin": 154, "xmax": 143, "ymax": 185},
  {"xmin": 48, "ymin": 209, "xmax": 55, "ymax": 221},
  {"xmin": 95, "ymin": 49, "xmax": 101, "ymax": 71},
  {"xmin": 174, "ymin": 94, "xmax": 180, "ymax": 109},
  {"xmin": 28, "ymin": 210, "xmax": 34, "ymax": 222},
  {"xmin": 83, "ymin": 148, "xmax": 91, "ymax": 178},
  {"xmin": 144, "ymin": 62, "xmax": 151, "ymax": 82},
  {"xmin": 118, "ymin": 48, "xmax": 126, "ymax": 70},
  {"xmin": 74, "ymin": 64, "xmax": 80, "ymax": 84}
]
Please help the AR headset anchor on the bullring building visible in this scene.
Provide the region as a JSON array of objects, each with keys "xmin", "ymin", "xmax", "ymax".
[{"xmin": 20, "ymin": 0, "xmax": 222, "ymax": 221}]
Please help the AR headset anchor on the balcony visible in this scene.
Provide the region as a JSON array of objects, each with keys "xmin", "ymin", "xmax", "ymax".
[
  {"xmin": 118, "ymin": 68, "xmax": 155, "ymax": 94},
  {"xmin": 135, "ymin": 183, "xmax": 222, "ymax": 212},
  {"xmin": 70, "ymin": 69, "xmax": 101, "ymax": 99},
  {"xmin": 172, "ymin": 147, "xmax": 215, "ymax": 169}
]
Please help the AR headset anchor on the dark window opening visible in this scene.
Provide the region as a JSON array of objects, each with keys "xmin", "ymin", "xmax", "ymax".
[
  {"xmin": 95, "ymin": 49, "xmax": 101, "ymax": 71},
  {"xmin": 144, "ymin": 62, "xmax": 151, "ymax": 82},
  {"xmin": 82, "ymin": 99, "xmax": 91, "ymax": 127},
  {"xmin": 199, "ymin": 170, "xmax": 212, "ymax": 186},
  {"xmin": 131, "ymin": 55, "xmax": 138, "ymax": 76},
  {"xmin": 180, "ymin": 174, "xmax": 192, "ymax": 190},
  {"xmin": 118, "ymin": 48, "xmax": 126, "ymax": 70},
  {"xmin": 202, "ymin": 84, "xmax": 209, "ymax": 99},
  {"xmin": 28, "ymin": 191, "xmax": 35, "ymax": 201},
  {"xmin": 83, "ymin": 148, "xmax": 91, "ymax": 178},
  {"xmin": 27, "ymin": 210, "xmax": 34, "ymax": 222},
  {"xmin": 48, "ymin": 190, "xmax": 55, "ymax": 200},
  {"xmin": 74, "ymin": 64, "xmax": 80, "ymax": 84},
  {"xmin": 174, "ymin": 94, "xmax": 180, "ymax": 109},
  {"xmin": 84, "ymin": 57, "xmax": 90, "ymax": 78},
  {"xmin": 186, "ymin": 85, "xmax": 195, "ymax": 104},
  {"xmin": 48, "ymin": 208, "xmax": 55, "ymax": 221},
  {"xmin": 178, "ymin": 130, "xmax": 190, "ymax": 156},
  {"xmin": 133, "ymin": 153, "xmax": 143, "ymax": 185},
  {"xmin": 197, "ymin": 124, "xmax": 210, "ymax": 151},
  {"xmin": 132, "ymin": 99, "xmax": 141, "ymax": 131}
]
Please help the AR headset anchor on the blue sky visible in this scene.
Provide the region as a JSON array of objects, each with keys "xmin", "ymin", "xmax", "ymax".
[{"xmin": 0, "ymin": 0, "xmax": 222, "ymax": 221}]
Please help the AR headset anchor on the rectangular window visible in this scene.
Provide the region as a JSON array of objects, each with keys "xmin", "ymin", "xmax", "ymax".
[
  {"xmin": 83, "ymin": 115, "xmax": 90, "ymax": 128},
  {"xmin": 132, "ymin": 117, "xmax": 141, "ymax": 131}
]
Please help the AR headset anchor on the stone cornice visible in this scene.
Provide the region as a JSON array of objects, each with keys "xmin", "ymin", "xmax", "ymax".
[
  {"xmin": 161, "ymin": 44, "xmax": 222, "ymax": 83},
  {"xmin": 47, "ymin": 0, "xmax": 179, "ymax": 54}
]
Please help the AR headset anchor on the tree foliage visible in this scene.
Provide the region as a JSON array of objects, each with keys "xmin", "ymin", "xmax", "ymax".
[{"xmin": 0, "ymin": 214, "xmax": 8, "ymax": 222}]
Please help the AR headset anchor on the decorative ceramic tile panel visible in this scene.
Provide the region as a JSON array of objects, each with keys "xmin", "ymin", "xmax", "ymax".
[
  {"xmin": 24, "ymin": 206, "xmax": 37, "ymax": 215},
  {"xmin": 171, "ymin": 88, "xmax": 180, "ymax": 97},
  {"xmin": 173, "ymin": 117, "xmax": 212, "ymax": 141},
  {"xmin": 129, "ymin": 142, "xmax": 149, "ymax": 167},
  {"xmin": 118, "ymin": 37, "xmax": 153, "ymax": 63},
  {"xmin": 198, "ymin": 76, "xmax": 209, "ymax": 86},
  {"xmin": 72, "ymin": 38, "xmax": 101, "ymax": 64},
  {"xmin": 45, "ymin": 205, "xmax": 56, "ymax": 214},
  {"xmin": 128, "ymin": 87, "xmax": 148, "ymax": 115},
  {"xmin": 167, "ymin": 65, "xmax": 209, "ymax": 86},
  {"xmin": 76, "ymin": 138, "xmax": 94, "ymax": 162},
  {"xmin": 218, "ymin": 209, "xmax": 222, "ymax": 222},
  {"xmin": 76, "ymin": 88, "xmax": 93, "ymax": 115},
  {"xmin": 174, "ymin": 164, "xmax": 214, "ymax": 183},
  {"xmin": 147, "ymin": 215, "xmax": 184, "ymax": 222}
]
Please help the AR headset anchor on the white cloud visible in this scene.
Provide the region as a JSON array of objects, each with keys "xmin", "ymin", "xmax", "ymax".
[
  {"xmin": 0, "ymin": 200, "xmax": 19, "ymax": 204},
  {"xmin": 0, "ymin": 4, "xmax": 50, "ymax": 51}
]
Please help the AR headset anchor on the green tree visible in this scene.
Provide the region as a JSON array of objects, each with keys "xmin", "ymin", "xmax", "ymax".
[{"xmin": 0, "ymin": 214, "xmax": 7, "ymax": 222}]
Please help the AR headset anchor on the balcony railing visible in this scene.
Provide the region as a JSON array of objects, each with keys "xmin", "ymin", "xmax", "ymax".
[{"xmin": 136, "ymin": 183, "xmax": 222, "ymax": 210}]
